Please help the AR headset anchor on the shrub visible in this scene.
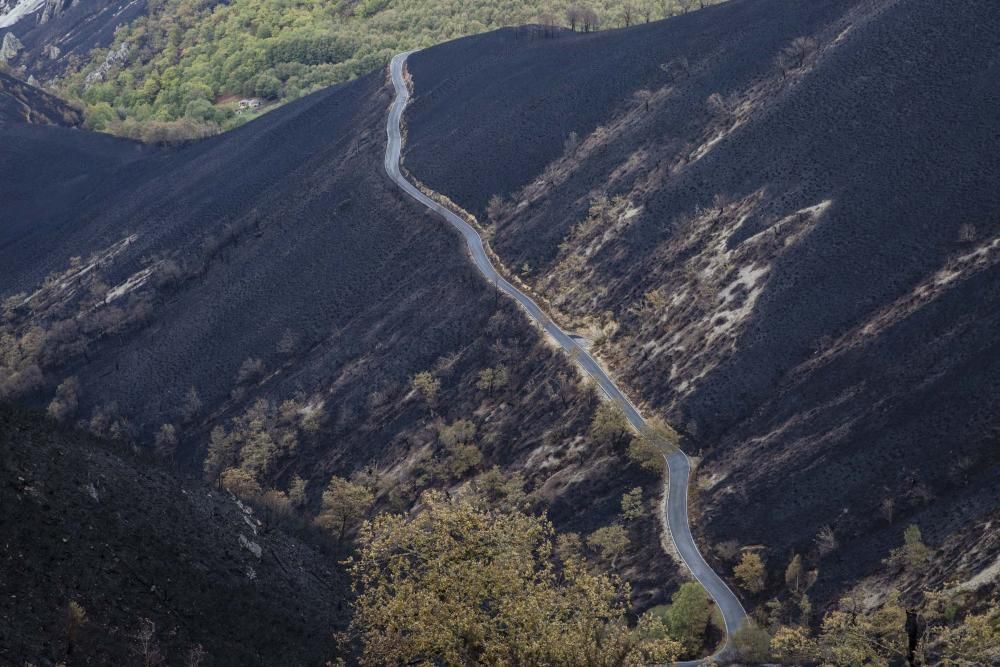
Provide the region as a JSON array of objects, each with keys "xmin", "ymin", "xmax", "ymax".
[
  {"xmin": 236, "ymin": 357, "xmax": 265, "ymax": 384},
  {"xmin": 154, "ymin": 423, "xmax": 178, "ymax": 459},
  {"xmin": 47, "ymin": 376, "xmax": 80, "ymax": 422}
]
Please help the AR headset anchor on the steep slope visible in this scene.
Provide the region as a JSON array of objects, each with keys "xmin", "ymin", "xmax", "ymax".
[
  {"xmin": 0, "ymin": 405, "xmax": 348, "ymax": 665},
  {"xmin": 0, "ymin": 69, "xmax": 80, "ymax": 124},
  {"xmin": 401, "ymin": 0, "xmax": 1000, "ymax": 609},
  {"xmin": 0, "ymin": 64, "xmax": 676, "ymax": 612},
  {"xmin": 0, "ymin": 0, "xmax": 146, "ymax": 82}
]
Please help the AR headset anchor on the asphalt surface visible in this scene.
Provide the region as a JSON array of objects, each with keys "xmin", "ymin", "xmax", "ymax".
[{"xmin": 386, "ymin": 51, "xmax": 748, "ymax": 665}]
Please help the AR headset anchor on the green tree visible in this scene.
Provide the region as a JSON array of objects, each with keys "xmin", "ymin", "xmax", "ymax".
[
  {"xmin": 411, "ymin": 370, "xmax": 440, "ymax": 407},
  {"xmin": 220, "ymin": 467, "xmax": 262, "ymax": 498},
  {"xmin": 288, "ymin": 474, "xmax": 308, "ymax": 509},
  {"xmin": 627, "ymin": 433, "xmax": 665, "ymax": 474},
  {"xmin": 476, "ymin": 366, "xmax": 508, "ymax": 394},
  {"xmin": 589, "ymin": 401, "xmax": 631, "ymax": 448},
  {"xmin": 315, "ymin": 475, "xmax": 374, "ymax": 542},
  {"xmin": 771, "ymin": 625, "xmax": 817, "ymax": 663},
  {"xmin": 661, "ymin": 582, "xmax": 712, "ymax": 656},
  {"xmin": 203, "ymin": 425, "xmax": 237, "ymax": 483},
  {"xmin": 902, "ymin": 524, "xmax": 931, "ymax": 570},
  {"xmin": 818, "ymin": 592, "xmax": 907, "ymax": 666},
  {"xmin": 734, "ymin": 551, "xmax": 766, "ymax": 593},
  {"xmin": 734, "ymin": 622, "xmax": 771, "ymax": 663},
  {"xmin": 587, "ymin": 524, "xmax": 630, "ymax": 568},
  {"xmin": 349, "ymin": 491, "xmax": 682, "ymax": 666},
  {"xmin": 620, "ymin": 487, "xmax": 645, "ymax": 522},
  {"xmin": 785, "ymin": 553, "xmax": 803, "ymax": 593}
]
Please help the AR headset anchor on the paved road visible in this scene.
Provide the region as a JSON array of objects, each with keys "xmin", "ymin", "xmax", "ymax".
[{"xmin": 386, "ymin": 51, "xmax": 748, "ymax": 665}]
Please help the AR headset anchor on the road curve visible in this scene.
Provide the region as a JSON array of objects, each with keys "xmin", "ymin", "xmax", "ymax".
[{"xmin": 385, "ymin": 51, "xmax": 748, "ymax": 665}]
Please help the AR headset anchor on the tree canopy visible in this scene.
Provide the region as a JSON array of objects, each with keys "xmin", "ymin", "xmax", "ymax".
[{"xmin": 348, "ymin": 490, "xmax": 682, "ymax": 666}]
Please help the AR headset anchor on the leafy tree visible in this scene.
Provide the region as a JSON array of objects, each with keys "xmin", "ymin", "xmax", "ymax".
[
  {"xmin": 220, "ymin": 467, "xmax": 263, "ymax": 498},
  {"xmin": 203, "ymin": 425, "xmax": 237, "ymax": 483},
  {"xmin": 901, "ymin": 524, "xmax": 931, "ymax": 571},
  {"xmin": 627, "ymin": 433, "xmax": 665, "ymax": 474},
  {"xmin": 799, "ymin": 593, "xmax": 813, "ymax": 624},
  {"xmin": 476, "ymin": 366, "xmax": 508, "ymax": 394},
  {"xmin": 784, "ymin": 553, "xmax": 803, "ymax": 593},
  {"xmin": 620, "ymin": 487, "xmax": 645, "ymax": 522},
  {"xmin": 734, "ymin": 622, "xmax": 771, "ymax": 663},
  {"xmin": 437, "ymin": 418, "xmax": 476, "ymax": 447},
  {"xmin": 474, "ymin": 466, "xmax": 526, "ymax": 511},
  {"xmin": 589, "ymin": 401, "xmax": 631, "ymax": 449},
  {"xmin": 315, "ymin": 475, "xmax": 374, "ymax": 542},
  {"xmin": 771, "ymin": 625, "xmax": 818, "ymax": 664},
  {"xmin": 587, "ymin": 524, "xmax": 630, "ymax": 568},
  {"xmin": 659, "ymin": 582, "xmax": 712, "ymax": 656},
  {"xmin": 287, "ymin": 474, "xmax": 308, "ymax": 509},
  {"xmin": 734, "ymin": 551, "xmax": 766, "ymax": 593},
  {"xmin": 258, "ymin": 488, "xmax": 294, "ymax": 527},
  {"xmin": 819, "ymin": 592, "xmax": 907, "ymax": 666},
  {"xmin": 924, "ymin": 603, "xmax": 1000, "ymax": 665},
  {"xmin": 411, "ymin": 370, "xmax": 440, "ymax": 407},
  {"xmin": 349, "ymin": 491, "xmax": 681, "ymax": 665}
]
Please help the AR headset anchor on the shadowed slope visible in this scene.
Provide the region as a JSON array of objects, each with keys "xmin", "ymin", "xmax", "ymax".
[{"xmin": 401, "ymin": 0, "xmax": 1000, "ymax": 607}]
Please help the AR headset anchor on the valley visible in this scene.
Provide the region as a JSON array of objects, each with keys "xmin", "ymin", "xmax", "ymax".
[{"xmin": 1, "ymin": 0, "xmax": 999, "ymax": 664}]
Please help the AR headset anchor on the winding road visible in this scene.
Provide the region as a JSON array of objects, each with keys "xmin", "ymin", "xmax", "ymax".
[{"xmin": 386, "ymin": 51, "xmax": 748, "ymax": 665}]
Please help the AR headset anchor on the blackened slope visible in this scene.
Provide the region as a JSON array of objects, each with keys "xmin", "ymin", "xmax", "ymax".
[
  {"xmin": 0, "ymin": 406, "xmax": 347, "ymax": 665},
  {"xmin": 403, "ymin": 0, "xmax": 848, "ymax": 229},
  {"xmin": 0, "ymin": 69, "xmax": 672, "ymax": 611},
  {"xmin": 0, "ymin": 123, "xmax": 148, "ymax": 255},
  {"xmin": 0, "ymin": 70, "xmax": 81, "ymax": 125},
  {"xmin": 401, "ymin": 0, "xmax": 1000, "ymax": 607},
  {"xmin": 1, "ymin": 0, "xmax": 150, "ymax": 80}
]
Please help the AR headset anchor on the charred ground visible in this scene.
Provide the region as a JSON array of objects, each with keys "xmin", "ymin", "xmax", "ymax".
[
  {"xmin": 402, "ymin": 0, "xmax": 1000, "ymax": 611},
  {"xmin": 0, "ymin": 405, "xmax": 349, "ymax": 665},
  {"xmin": 0, "ymin": 51, "xmax": 678, "ymax": 658}
]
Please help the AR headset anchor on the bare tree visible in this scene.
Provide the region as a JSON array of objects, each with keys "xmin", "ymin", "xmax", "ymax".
[
  {"xmin": 566, "ymin": 5, "xmax": 582, "ymax": 31},
  {"xmin": 537, "ymin": 12, "xmax": 558, "ymax": 38},
  {"xmin": 582, "ymin": 8, "xmax": 600, "ymax": 32},
  {"xmin": 622, "ymin": 3, "xmax": 635, "ymax": 27},
  {"xmin": 777, "ymin": 36, "xmax": 819, "ymax": 76},
  {"xmin": 134, "ymin": 618, "xmax": 163, "ymax": 667},
  {"xmin": 641, "ymin": 2, "xmax": 654, "ymax": 23}
]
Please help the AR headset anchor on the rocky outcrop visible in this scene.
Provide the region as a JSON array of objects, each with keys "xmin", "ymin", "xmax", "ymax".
[
  {"xmin": 0, "ymin": 31, "xmax": 22, "ymax": 62},
  {"xmin": 83, "ymin": 39, "xmax": 128, "ymax": 84},
  {"xmin": 39, "ymin": 0, "xmax": 72, "ymax": 24}
]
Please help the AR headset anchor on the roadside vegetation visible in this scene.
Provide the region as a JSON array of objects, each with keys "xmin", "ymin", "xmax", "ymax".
[{"xmin": 59, "ymin": 0, "xmax": 725, "ymax": 139}]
